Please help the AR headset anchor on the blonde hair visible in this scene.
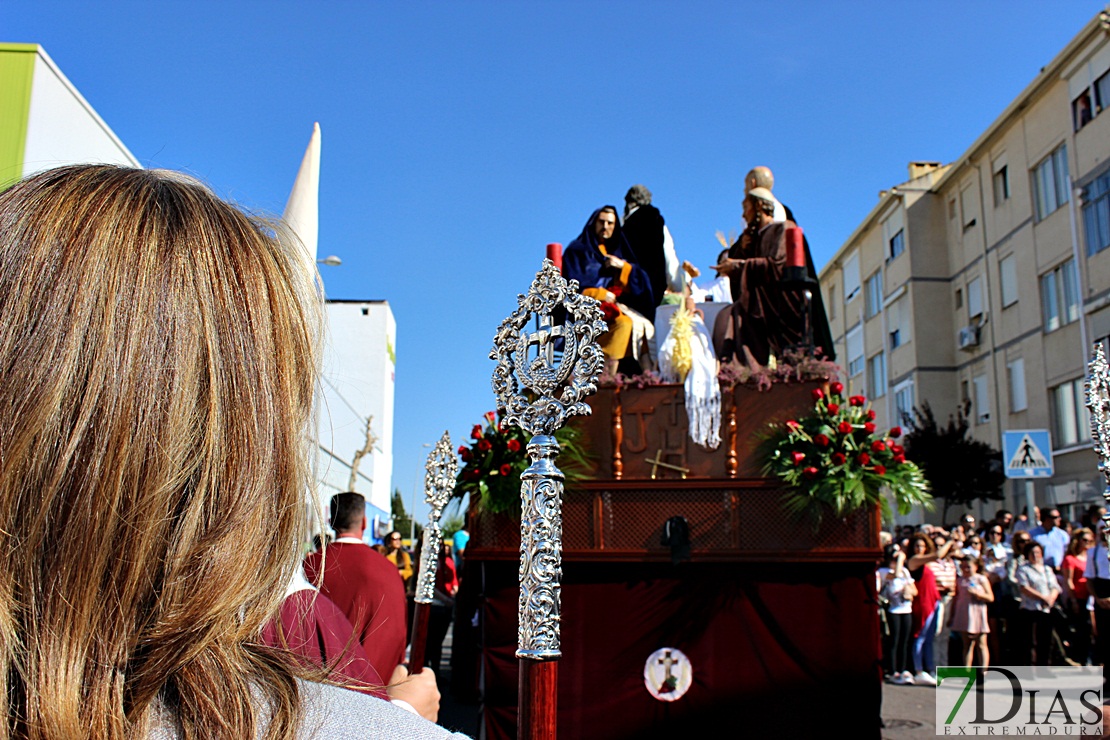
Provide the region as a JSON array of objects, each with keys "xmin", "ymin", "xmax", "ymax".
[{"xmin": 0, "ymin": 165, "xmax": 321, "ymax": 738}]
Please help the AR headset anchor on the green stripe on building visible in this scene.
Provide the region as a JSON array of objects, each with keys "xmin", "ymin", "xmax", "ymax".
[{"xmin": 0, "ymin": 45, "xmax": 37, "ymax": 190}]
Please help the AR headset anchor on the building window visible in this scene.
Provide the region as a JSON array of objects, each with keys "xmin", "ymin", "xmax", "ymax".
[
  {"xmin": 960, "ymin": 184, "xmax": 978, "ymax": 230},
  {"xmin": 993, "ymin": 165, "xmax": 1010, "ymax": 206},
  {"xmin": 1041, "ymin": 259, "xmax": 1079, "ymax": 332},
  {"xmin": 894, "ymin": 380, "xmax": 915, "ymax": 426},
  {"xmin": 955, "ymin": 288, "xmax": 963, "ymax": 309},
  {"xmin": 888, "ymin": 230, "xmax": 905, "ymax": 261},
  {"xmin": 1097, "ymin": 70, "xmax": 1110, "ymax": 112},
  {"xmin": 865, "ymin": 272, "xmax": 882, "ymax": 319},
  {"xmin": 1007, "ymin": 358, "xmax": 1027, "ymax": 413},
  {"xmin": 1051, "ymin": 378, "xmax": 1091, "ymax": 448},
  {"xmin": 846, "ymin": 324, "xmax": 863, "ymax": 377},
  {"xmin": 999, "ymin": 254, "xmax": 1018, "ymax": 307},
  {"xmin": 968, "ymin": 276, "xmax": 983, "ymax": 319},
  {"xmin": 1074, "ymin": 90, "xmax": 1094, "ymax": 131},
  {"xmin": 1083, "ymin": 171, "xmax": 1110, "ymax": 257},
  {"xmin": 868, "ymin": 353, "xmax": 886, "ymax": 399},
  {"xmin": 843, "ymin": 251, "xmax": 860, "ymax": 303},
  {"xmin": 972, "ymin": 374, "xmax": 990, "ymax": 424},
  {"xmin": 828, "ymin": 285, "xmax": 836, "ymax": 319},
  {"xmin": 948, "ymin": 199, "xmax": 957, "ymax": 221},
  {"xmin": 1033, "ymin": 144, "xmax": 1070, "ymax": 222},
  {"xmin": 889, "ymin": 296, "xmax": 910, "ymax": 350}
]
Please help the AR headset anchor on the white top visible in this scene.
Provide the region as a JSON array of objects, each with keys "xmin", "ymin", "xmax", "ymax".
[
  {"xmin": 147, "ymin": 680, "xmax": 470, "ymax": 739},
  {"xmin": 877, "ymin": 567, "xmax": 915, "ymax": 614}
]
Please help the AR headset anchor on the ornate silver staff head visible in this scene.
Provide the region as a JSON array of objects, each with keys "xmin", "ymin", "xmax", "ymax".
[
  {"xmin": 490, "ymin": 259, "xmax": 607, "ymax": 436},
  {"xmin": 1086, "ymin": 343, "xmax": 1110, "ymax": 535},
  {"xmin": 490, "ymin": 259, "xmax": 605, "ymax": 661},
  {"xmin": 414, "ymin": 430, "xmax": 458, "ymax": 605}
]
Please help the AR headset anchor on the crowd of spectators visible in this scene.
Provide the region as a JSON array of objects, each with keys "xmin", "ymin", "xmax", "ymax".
[{"xmin": 878, "ymin": 504, "xmax": 1110, "ymax": 686}]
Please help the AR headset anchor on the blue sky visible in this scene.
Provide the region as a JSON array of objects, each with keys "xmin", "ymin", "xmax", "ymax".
[{"xmin": 4, "ymin": 1, "xmax": 1102, "ymax": 521}]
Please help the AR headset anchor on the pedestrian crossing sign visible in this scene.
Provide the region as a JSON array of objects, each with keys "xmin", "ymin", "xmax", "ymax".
[{"xmin": 1002, "ymin": 429, "xmax": 1054, "ymax": 479}]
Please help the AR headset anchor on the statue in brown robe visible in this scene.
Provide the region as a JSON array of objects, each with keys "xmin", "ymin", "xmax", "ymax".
[{"xmin": 711, "ymin": 188, "xmax": 806, "ymax": 369}]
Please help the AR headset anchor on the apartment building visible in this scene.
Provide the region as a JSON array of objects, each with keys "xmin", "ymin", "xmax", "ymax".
[{"xmin": 819, "ymin": 12, "xmax": 1110, "ymax": 521}]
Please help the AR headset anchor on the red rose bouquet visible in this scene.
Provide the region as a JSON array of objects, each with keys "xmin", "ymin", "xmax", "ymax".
[
  {"xmin": 762, "ymin": 383, "xmax": 931, "ymax": 525},
  {"xmin": 453, "ymin": 410, "xmax": 589, "ymax": 515}
]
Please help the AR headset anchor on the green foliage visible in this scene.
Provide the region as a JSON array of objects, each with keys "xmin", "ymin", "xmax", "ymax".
[
  {"xmin": 903, "ymin": 402, "xmax": 1005, "ymax": 519},
  {"xmin": 762, "ymin": 382, "xmax": 932, "ymax": 527},
  {"xmin": 390, "ymin": 488, "xmax": 421, "ymax": 541}
]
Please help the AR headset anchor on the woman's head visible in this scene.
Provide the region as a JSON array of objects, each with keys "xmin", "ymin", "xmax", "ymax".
[
  {"xmin": 911, "ymin": 533, "xmax": 935, "ymax": 557},
  {"xmin": 0, "ymin": 165, "xmax": 321, "ymax": 736},
  {"xmin": 386, "ymin": 530, "xmax": 404, "ymax": 551},
  {"xmin": 1024, "ymin": 541, "xmax": 1044, "ymax": 562},
  {"xmin": 1069, "ymin": 527, "xmax": 1094, "ymax": 556}
]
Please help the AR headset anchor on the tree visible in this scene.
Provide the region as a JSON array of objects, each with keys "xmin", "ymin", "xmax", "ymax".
[
  {"xmin": 390, "ymin": 488, "xmax": 422, "ymax": 543},
  {"xmin": 903, "ymin": 401, "xmax": 1006, "ymax": 524}
]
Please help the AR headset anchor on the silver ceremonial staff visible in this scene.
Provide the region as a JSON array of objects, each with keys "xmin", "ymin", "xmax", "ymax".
[
  {"xmin": 1086, "ymin": 343, "xmax": 1110, "ymax": 535},
  {"xmin": 409, "ymin": 430, "xmax": 458, "ymax": 674},
  {"xmin": 490, "ymin": 259, "xmax": 605, "ymax": 740}
]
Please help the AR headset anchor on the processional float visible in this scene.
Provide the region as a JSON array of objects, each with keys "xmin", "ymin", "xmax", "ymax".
[
  {"xmin": 1085, "ymin": 343, "xmax": 1110, "ymax": 534},
  {"xmin": 409, "ymin": 430, "xmax": 458, "ymax": 674},
  {"xmin": 489, "ymin": 259, "xmax": 605, "ymax": 740}
]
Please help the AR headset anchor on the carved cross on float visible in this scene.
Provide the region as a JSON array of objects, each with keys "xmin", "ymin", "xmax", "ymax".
[
  {"xmin": 490, "ymin": 258, "xmax": 605, "ymax": 740},
  {"xmin": 409, "ymin": 430, "xmax": 458, "ymax": 674}
]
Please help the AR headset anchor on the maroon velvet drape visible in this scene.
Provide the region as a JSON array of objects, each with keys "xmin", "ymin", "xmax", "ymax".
[{"xmin": 474, "ymin": 560, "xmax": 882, "ymax": 739}]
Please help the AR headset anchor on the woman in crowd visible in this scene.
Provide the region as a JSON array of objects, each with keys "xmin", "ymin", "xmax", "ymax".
[
  {"xmin": 982, "ymin": 524, "xmax": 1011, "ymax": 663},
  {"xmin": 906, "ymin": 533, "xmax": 946, "ymax": 685},
  {"xmin": 878, "ymin": 544, "xmax": 917, "ymax": 684},
  {"xmin": 1063, "ymin": 527, "xmax": 1094, "ymax": 664},
  {"xmin": 948, "ymin": 557, "xmax": 994, "ymax": 667},
  {"xmin": 0, "ymin": 165, "xmax": 461, "ymax": 738},
  {"xmin": 1016, "ymin": 541, "xmax": 1062, "ymax": 666}
]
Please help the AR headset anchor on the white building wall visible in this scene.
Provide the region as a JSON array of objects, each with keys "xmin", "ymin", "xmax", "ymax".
[
  {"xmin": 22, "ymin": 48, "xmax": 138, "ymax": 175},
  {"xmin": 317, "ymin": 300, "xmax": 396, "ymax": 515}
]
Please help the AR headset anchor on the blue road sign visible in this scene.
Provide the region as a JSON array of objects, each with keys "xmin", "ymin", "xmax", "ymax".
[{"xmin": 1002, "ymin": 429, "xmax": 1054, "ymax": 479}]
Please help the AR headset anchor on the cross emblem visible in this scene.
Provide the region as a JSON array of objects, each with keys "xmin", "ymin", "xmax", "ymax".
[{"xmin": 657, "ymin": 650, "xmax": 678, "ymax": 693}]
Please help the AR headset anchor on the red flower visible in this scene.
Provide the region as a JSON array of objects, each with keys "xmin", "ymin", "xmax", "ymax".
[
  {"xmin": 506, "ymin": 438, "xmax": 521, "ymax": 452},
  {"xmin": 471, "ymin": 425, "xmax": 483, "ymax": 440},
  {"xmin": 802, "ymin": 466, "xmax": 819, "ymax": 479},
  {"xmin": 873, "ymin": 464, "xmax": 887, "ymax": 476},
  {"xmin": 858, "ymin": 452, "xmax": 871, "ymax": 465},
  {"xmin": 871, "ymin": 440, "xmax": 886, "ymax": 453},
  {"xmin": 499, "ymin": 463, "xmax": 512, "ymax": 476},
  {"xmin": 850, "ymin": 395, "xmax": 866, "ymax": 407},
  {"xmin": 831, "ymin": 381, "xmax": 844, "ymax": 395},
  {"xmin": 791, "ymin": 451, "xmax": 806, "ymax": 466},
  {"xmin": 866, "ymin": 409, "xmax": 876, "ymax": 421},
  {"xmin": 459, "ymin": 447, "xmax": 472, "ymax": 462},
  {"xmin": 838, "ymin": 421, "xmax": 852, "ymax": 434},
  {"xmin": 814, "ymin": 434, "xmax": 830, "ymax": 447},
  {"xmin": 785, "ymin": 419, "xmax": 800, "ymax": 430},
  {"xmin": 477, "ymin": 439, "xmax": 492, "ymax": 452},
  {"xmin": 893, "ymin": 454, "xmax": 906, "ymax": 464},
  {"xmin": 485, "ymin": 410, "xmax": 497, "ymax": 423},
  {"xmin": 831, "ymin": 452, "xmax": 847, "ymax": 465},
  {"xmin": 827, "ymin": 403, "xmax": 840, "ymax": 415},
  {"xmin": 812, "ymin": 388, "xmax": 825, "ymax": 401},
  {"xmin": 892, "ymin": 444, "xmax": 905, "ymax": 456},
  {"xmin": 457, "ymin": 444, "xmax": 467, "ymax": 454},
  {"xmin": 889, "ymin": 426, "xmax": 902, "ymax": 438},
  {"xmin": 464, "ymin": 469, "xmax": 480, "ymax": 481},
  {"xmin": 864, "ymin": 422, "xmax": 876, "ymax": 433}
]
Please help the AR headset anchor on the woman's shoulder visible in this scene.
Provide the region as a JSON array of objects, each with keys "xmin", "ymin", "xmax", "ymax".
[
  {"xmin": 297, "ymin": 681, "xmax": 469, "ymax": 739},
  {"xmin": 145, "ymin": 681, "xmax": 470, "ymax": 740}
]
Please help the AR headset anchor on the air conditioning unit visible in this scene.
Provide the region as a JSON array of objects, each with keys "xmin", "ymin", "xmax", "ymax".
[{"xmin": 958, "ymin": 325, "xmax": 980, "ymax": 350}]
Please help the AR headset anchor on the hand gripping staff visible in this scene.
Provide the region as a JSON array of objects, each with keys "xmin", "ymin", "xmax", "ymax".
[
  {"xmin": 489, "ymin": 259, "xmax": 605, "ymax": 740},
  {"xmin": 409, "ymin": 430, "xmax": 458, "ymax": 674}
]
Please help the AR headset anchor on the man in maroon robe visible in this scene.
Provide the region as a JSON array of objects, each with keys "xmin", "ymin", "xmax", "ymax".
[
  {"xmin": 260, "ymin": 577, "xmax": 388, "ymax": 699},
  {"xmin": 303, "ymin": 492, "xmax": 408, "ymax": 682},
  {"xmin": 711, "ymin": 187, "xmax": 806, "ymax": 369}
]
